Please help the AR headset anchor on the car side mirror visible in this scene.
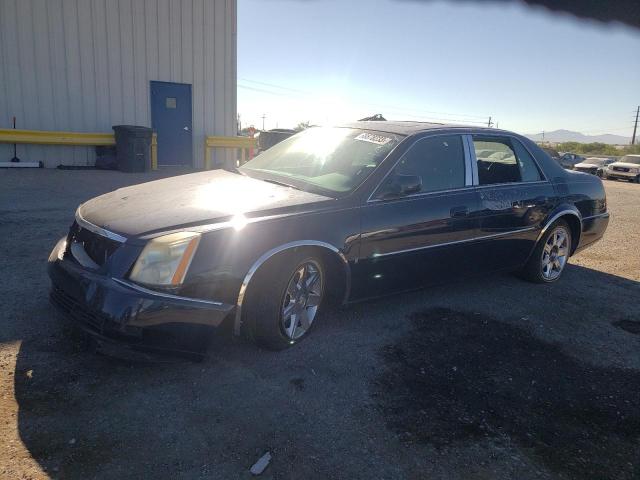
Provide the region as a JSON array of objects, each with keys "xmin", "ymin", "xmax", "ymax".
[{"xmin": 379, "ymin": 174, "xmax": 422, "ymax": 199}]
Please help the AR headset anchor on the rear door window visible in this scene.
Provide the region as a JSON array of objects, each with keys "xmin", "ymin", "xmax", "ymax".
[{"xmin": 473, "ymin": 136, "xmax": 542, "ymax": 185}]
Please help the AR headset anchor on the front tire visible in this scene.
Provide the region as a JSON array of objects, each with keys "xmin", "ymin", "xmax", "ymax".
[
  {"xmin": 519, "ymin": 220, "xmax": 571, "ymax": 283},
  {"xmin": 242, "ymin": 251, "xmax": 325, "ymax": 350}
]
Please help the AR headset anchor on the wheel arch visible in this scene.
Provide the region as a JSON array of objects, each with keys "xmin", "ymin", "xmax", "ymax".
[
  {"xmin": 233, "ymin": 241, "xmax": 351, "ymax": 336},
  {"xmin": 537, "ymin": 207, "xmax": 582, "ymax": 255}
]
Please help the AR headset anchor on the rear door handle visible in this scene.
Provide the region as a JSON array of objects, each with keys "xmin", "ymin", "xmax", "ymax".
[
  {"xmin": 517, "ymin": 196, "xmax": 549, "ymax": 208},
  {"xmin": 450, "ymin": 206, "xmax": 469, "ymax": 218}
]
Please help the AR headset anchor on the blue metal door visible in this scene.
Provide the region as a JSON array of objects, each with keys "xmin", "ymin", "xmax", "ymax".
[{"xmin": 150, "ymin": 81, "xmax": 193, "ymax": 166}]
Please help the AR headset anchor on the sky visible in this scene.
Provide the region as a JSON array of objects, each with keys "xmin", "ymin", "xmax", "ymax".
[{"xmin": 237, "ymin": 0, "xmax": 640, "ymax": 137}]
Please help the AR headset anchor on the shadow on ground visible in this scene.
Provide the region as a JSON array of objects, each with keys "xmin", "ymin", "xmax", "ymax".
[
  {"xmin": 11, "ymin": 264, "xmax": 640, "ymax": 479},
  {"xmin": 373, "ymin": 307, "xmax": 640, "ymax": 480}
]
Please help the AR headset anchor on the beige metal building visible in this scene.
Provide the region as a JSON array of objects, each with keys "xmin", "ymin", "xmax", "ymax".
[{"xmin": 0, "ymin": 0, "xmax": 237, "ymax": 168}]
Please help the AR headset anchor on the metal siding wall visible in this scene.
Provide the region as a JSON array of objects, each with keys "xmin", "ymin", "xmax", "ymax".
[
  {"xmin": 192, "ymin": 0, "xmax": 205, "ymax": 167},
  {"xmin": 32, "ymin": 0, "xmax": 56, "ymax": 166},
  {"xmin": 0, "ymin": 2, "xmax": 8, "ymax": 162},
  {"xmin": 0, "ymin": 0, "xmax": 236, "ymax": 169},
  {"xmin": 132, "ymin": 0, "xmax": 148, "ymax": 126},
  {"xmin": 47, "ymin": 0, "xmax": 74, "ymax": 165},
  {"xmin": 1, "ymin": 0, "xmax": 27, "ymax": 162},
  {"xmin": 92, "ymin": 0, "xmax": 111, "ymax": 131},
  {"xmin": 157, "ymin": 0, "xmax": 171, "ymax": 81},
  {"xmin": 119, "ymin": 0, "xmax": 136, "ymax": 124},
  {"xmin": 0, "ymin": 2, "xmax": 7, "ymax": 140}
]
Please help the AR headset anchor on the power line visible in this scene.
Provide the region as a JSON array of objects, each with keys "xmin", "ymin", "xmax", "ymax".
[
  {"xmin": 239, "ymin": 78, "xmax": 310, "ymax": 95},
  {"xmin": 238, "ymin": 77, "xmax": 492, "ymax": 122},
  {"xmin": 238, "ymin": 84, "xmax": 290, "ymax": 97}
]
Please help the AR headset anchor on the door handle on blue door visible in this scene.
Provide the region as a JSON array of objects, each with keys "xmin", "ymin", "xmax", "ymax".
[{"xmin": 450, "ymin": 206, "xmax": 469, "ymax": 218}]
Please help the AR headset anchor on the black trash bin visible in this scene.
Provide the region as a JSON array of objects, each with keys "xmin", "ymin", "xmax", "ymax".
[
  {"xmin": 94, "ymin": 145, "xmax": 117, "ymax": 170},
  {"xmin": 112, "ymin": 125, "xmax": 153, "ymax": 172}
]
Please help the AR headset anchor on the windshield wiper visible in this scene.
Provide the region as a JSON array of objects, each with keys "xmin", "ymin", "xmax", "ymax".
[{"xmin": 261, "ymin": 178, "xmax": 301, "ymax": 190}]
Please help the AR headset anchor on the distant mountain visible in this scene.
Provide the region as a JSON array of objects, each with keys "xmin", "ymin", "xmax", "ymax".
[{"xmin": 525, "ymin": 129, "xmax": 630, "ymax": 145}]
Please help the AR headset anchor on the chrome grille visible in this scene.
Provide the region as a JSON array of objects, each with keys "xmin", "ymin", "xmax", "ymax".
[{"xmin": 67, "ymin": 221, "xmax": 121, "ymax": 266}]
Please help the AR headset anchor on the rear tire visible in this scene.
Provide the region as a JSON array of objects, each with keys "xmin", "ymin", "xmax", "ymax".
[
  {"xmin": 242, "ymin": 251, "xmax": 325, "ymax": 351},
  {"xmin": 519, "ymin": 220, "xmax": 571, "ymax": 283}
]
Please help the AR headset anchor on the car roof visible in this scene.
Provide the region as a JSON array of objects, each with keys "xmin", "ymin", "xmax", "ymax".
[{"xmin": 339, "ymin": 120, "xmax": 509, "ymax": 137}]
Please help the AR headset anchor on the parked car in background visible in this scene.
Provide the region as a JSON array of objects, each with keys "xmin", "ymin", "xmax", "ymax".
[
  {"xmin": 257, "ymin": 128, "xmax": 297, "ymax": 153},
  {"xmin": 48, "ymin": 122, "xmax": 609, "ymax": 356},
  {"xmin": 558, "ymin": 152, "xmax": 585, "ymax": 169},
  {"xmin": 541, "ymin": 146, "xmax": 561, "ymax": 161},
  {"xmin": 603, "ymin": 154, "xmax": 640, "ymax": 182},
  {"xmin": 574, "ymin": 157, "xmax": 616, "ymax": 177}
]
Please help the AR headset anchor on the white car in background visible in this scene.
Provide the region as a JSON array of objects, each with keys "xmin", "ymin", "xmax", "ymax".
[
  {"xmin": 574, "ymin": 157, "xmax": 616, "ymax": 177},
  {"xmin": 604, "ymin": 154, "xmax": 640, "ymax": 183}
]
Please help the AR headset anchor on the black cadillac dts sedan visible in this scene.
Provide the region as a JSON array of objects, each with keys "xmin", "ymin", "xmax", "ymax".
[{"xmin": 48, "ymin": 122, "xmax": 609, "ymax": 355}]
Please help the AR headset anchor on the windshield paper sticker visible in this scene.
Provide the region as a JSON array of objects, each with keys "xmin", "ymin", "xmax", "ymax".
[{"xmin": 354, "ymin": 133, "xmax": 392, "ymax": 145}]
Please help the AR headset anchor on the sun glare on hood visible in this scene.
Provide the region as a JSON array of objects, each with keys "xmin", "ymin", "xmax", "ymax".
[{"xmin": 192, "ymin": 177, "xmax": 288, "ymax": 214}]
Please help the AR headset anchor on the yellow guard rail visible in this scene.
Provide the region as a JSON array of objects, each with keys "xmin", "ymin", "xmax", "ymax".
[
  {"xmin": 205, "ymin": 135, "xmax": 257, "ymax": 169},
  {"xmin": 0, "ymin": 128, "xmax": 158, "ymax": 169}
]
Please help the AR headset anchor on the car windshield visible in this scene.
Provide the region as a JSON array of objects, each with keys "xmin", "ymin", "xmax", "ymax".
[
  {"xmin": 583, "ymin": 158, "xmax": 605, "ymax": 166},
  {"xmin": 619, "ymin": 155, "xmax": 640, "ymax": 165},
  {"xmin": 239, "ymin": 127, "xmax": 401, "ymax": 196}
]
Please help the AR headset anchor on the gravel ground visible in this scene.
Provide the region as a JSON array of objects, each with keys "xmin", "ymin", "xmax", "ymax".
[{"xmin": 1, "ymin": 170, "xmax": 639, "ymax": 479}]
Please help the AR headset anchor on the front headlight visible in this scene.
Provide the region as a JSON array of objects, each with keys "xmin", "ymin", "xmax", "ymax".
[{"xmin": 129, "ymin": 232, "xmax": 201, "ymax": 287}]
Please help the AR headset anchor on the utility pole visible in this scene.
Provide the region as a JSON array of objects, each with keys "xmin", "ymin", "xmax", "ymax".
[
  {"xmin": 487, "ymin": 116, "xmax": 494, "ymax": 128},
  {"xmin": 261, "ymin": 114, "xmax": 266, "ymax": 131},
  {"xmin": 632, "ymin": 106, "xmax": 639, "ymax": 145}
]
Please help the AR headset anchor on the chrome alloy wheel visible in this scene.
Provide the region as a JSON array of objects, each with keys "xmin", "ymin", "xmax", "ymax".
[
  {"xmin": 281, "ymin": 260, "xmax": 323, "ymax": 340},
  {"xmin": 541, "ymin": 226, "xmax": 570, "ymax": 281}
]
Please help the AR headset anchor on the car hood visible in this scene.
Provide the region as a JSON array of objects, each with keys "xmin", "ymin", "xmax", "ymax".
[
  {"xmin": 78, "ymin": 170, "xmax": 333, "ymax": 237},
  {"xmin": 574, "ymin": 163, "xmax": 599, "ymax": 169},
  {"xmin": 609, "ymin": 162, "xmax": 640, "ymax": 169}
]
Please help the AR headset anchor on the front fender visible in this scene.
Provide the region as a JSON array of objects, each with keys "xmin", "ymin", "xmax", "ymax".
[{"xmin": 179, "ymin": 207, "xmax": 360, "ymax": 307}]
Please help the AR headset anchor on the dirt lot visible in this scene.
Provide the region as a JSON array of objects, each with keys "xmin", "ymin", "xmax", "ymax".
[{"xmin": 1, "ymin": 170, "xmax": 639, "ymax": 479}]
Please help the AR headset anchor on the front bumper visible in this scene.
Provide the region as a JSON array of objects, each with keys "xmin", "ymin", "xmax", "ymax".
[
  {"xmin": 605, "ymin": 170, "xmax": 638, "ymax": 180},
  {"xmin": 48, "ymin": 237, "xmax": 235, "ymax": 355},
  {"xmin": 574, "ymin": 167, "xmax": 598, "ymax": 175}
]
